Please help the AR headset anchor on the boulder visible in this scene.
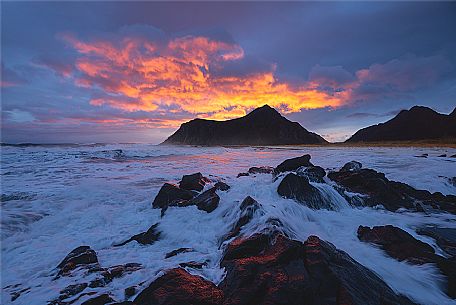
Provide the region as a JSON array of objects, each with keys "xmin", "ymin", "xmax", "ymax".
[
  {"xmin": 57, "ymin": 246, "xmax": 98, "ymax": 275},
  {"xmin": 417, "ymin": 226, "xmax": 456, "ymax": 256},
  {"xmin": 223, "ymin": 196, "xmax": 261, "ymax": 242},
  {"xmin": 133, "ymin": 268, "xmax": 223, "ymax": 305},
  {"xmin": 114, "ymin": 224, "xmax": 161, "ymax": 246},
  {"xmin": 165, "ymin": 247, "xmax": 193, "ymax": 259},
  {"xmin": 296, "ymin": 165, "xmax": 326, "ymax": 183},
  {"xmin": 274, "ymin": 154, "xmax": 313, "ymax": 175},
  {"xmin": 236, "ymin": 172, "xmax": 249, "ymax": 178},
  {"xmin": 277, "ymin": 173, "xmax": 332, "ymax": 210},
  {"xmin": 438, "ymin": 154, "xmax": 447, "ymax": 157},
  {"xmin": 152, "ymin": 183, "xmax": 194, "ymax": 209},
  {"xmin": 340, "ymin": 161, "xmax": 362, "ymax": 172},
  {"xmin": 214, "ymin": 181, "xmax": 230, "ymax": 191},
  {"xmin": 220, "ymin": 232, "xmax": 416, "ymax": 305},
  {"xmin": 179, "ymin": 173, "xmax": 209, "ymax": 192},
  {"xmin": 248, "ymin": 166, "xmax": 274, "ymax": 174},
  {"xmin": 185, "ymin": 187, "xmax": 220, "ymax": 213}
]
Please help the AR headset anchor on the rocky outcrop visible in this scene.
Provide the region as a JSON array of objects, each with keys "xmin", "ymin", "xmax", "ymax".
[
  {"xmin": 277, "ymin": 173, "xmax": 332, "ymax": 209},
  {"xmin": 296, "ymin": 165, "xmax": 326, "ymax": 183},
  {"xmin": 214, "ymin": 181, "xmax": 230, "ymax": 191},
  {"xmin": 274, "ymin": 154, "xmax": 313, "ymax": 175},
  {"xmin": 219, "ymin": 232, "xmax": 416, "ymax": 305},
  {"xmin": 328, "ymin": 161, "xmax": 456, "ymax": 213},
  {"xmin": 114, "ymin": 223, "xmax": 161, "ymax": 247},
  {"xmin": 57, "ymin": 246, "xmax": 98, "ymax": 275},
  {"xmin": 179, "ymin": 173, "xmax": 209, "ymax": 192},
  {"xmin": 152, "ymin": 183, "xmax": 195, "ymax": 209},
  {"xmin": 133, "ymin": 268, "xmax": 223, "ymax": 305},
  {"xmin": 347, "ymin": 105, "xmax": 456, "ymax": 142},
  {"xmin": 185, "ymin": 187, "xmax": 220, "ymax": 213},
  {"xmin": 162, "ymin": 105, "xmax": 327, "ymax": 146}
]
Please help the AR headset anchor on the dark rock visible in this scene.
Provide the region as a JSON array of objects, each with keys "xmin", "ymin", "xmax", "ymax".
[
  {"xmin": 152, "ymin": 183, "xmax": 194, "ymax": 209},
  {"xmin": 451, "ymin": 154, "xmax": 456, "ymax": 158},
  {"xmin": 133, "ymin": 268, "xmax": 223, "ymax": 305},
  {"xmin": 125, "ymin": 286, "xmax": 136, "ymax": 298},
  {"xmin": 357, "ymin": 225, "xmax": 438, "ymax": 264},
  {"xmin": 114, "ymin": 224, "xmax": 160, "ymax": 246},
  {"xmin": 179, "ymin": 261, "xmax": 206, "ymax": 269},
  {"xmin": 57, "ymin": 246, "xmax": 98, "ymax": 275},
  {"xmin": 106, "ymin": 263, "xmax": 142, "ymax": 279},
  {"xmin": 185, "ymin": 187, "xmax": 220, "ymax": 213},
  {"xmin": 179, "ymin": 173, "xmax": 209, "ymax": 192},
  {"xmin": 59, "ymin": 283, "xmax": 88, "ymax": 300},
  {"xmin": 347, "ymin": 105, "xmax": 456, "ymax": 142},
  {"xmin": 417, "ymin": 226, "xmax": 456, "ymax": 256},
  {"xmin": 162, "ymin": 105, "xmax": 327, "ymax": 146},
  {"xmin": 236, "ymin": 172, "xmax": 249, "ymax": 178},
  {"xmin": 415, "ymin": 153, "xmax": 428, "ymax": 158},
  {"xmin": 165, "ymin": 247, "xmax": 193, "ymax": 259},
  {"xmin": 81, "ymin": 294, "xmax": 116, "ymax": 305},
  {"xmin": 274, "ymin": 154, "xmax": 313, "ymax": 175},
  {"xmin": 296, "ymin": 165, "xmax": 326, "ymax": 183},
  {"xmin": 248, "ymin": 166, "xmax": 274, "ymax": 174},
  {"xmin": 438, "ymin": 154, "xmax": 447, "ymax": 157},
  {"xmin": 220, "ymin": 232, "xmax": 416, "ymax": 305},
  {"xmin": 340, "ymin": 161, "xmax": 362, "ymax": 172},
  {"xmin": 437, "ymin": 257, "xmax": 456, "ymax": 298},
  {"xmin": 277, "ymin": 173, "xmax": 333, "ymax": 209},
  {"xmin": 214, "ymin": 181, "xmax": 230, "ymax": 191},
  {"xmin": 449, "ymin": 177, "xmax": 456, "ymax": 187},
  {"xmin": 223, "ymin": 196, "xmax": 261, "ymax": 242},
  {"xmin": 328, "ymin": 167, "xmax": 456, "ymax": 213}
]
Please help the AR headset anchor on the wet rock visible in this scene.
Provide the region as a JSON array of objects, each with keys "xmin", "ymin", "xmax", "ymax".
[
  {"xmin": 152, "ymin": 183, "xmax": 194, "ymax": 209},
  {"xmin": 438, "ymin": 257, "xmax": 456, "ymax": 298},
  {"xmin": 214, "ymin": 181, "xmax": 230, "ymax": 191},
  {"xmin": 277, "ymin": 173, "xmax": 332, "ymax": 209},
  {"xmin": 248, "ymin": 166, "xmax": 274, "ymax": 174},
  {"xmin": 451, "ymin": 154, "xmax": 456, "ymax": 158},
  {"xmin": 179, "ymin": 261, "xmax": 206, "ymax": 269},
  {"xmin": 417, "ymin": 226, "xmax": 456, "ymax": 256},
  {"xmin": 340, "ymin": 160, "xmax": 362, "ymax": 172},
  {"xmin": 179, "ymin": 172, "xmax": 209, "ymax": 192},
  {"xmin": 328, "ymin": 166, "xmax": 456, "ymax": 213},
  {"xmin": 296, "ymin": 165, "xmax": 326, "ymax": 183},
  {"xmin": 438, "ymin": 154, "xmax": 447, "ymax": 157},
  {"xmin": 185, "ymin": 187, "xmax": 220, "ymax": 213},
  {"xmin": 274, "ymin": 154, "xmax": 313, "ymax": 175},
  {"xmin": 57, "ymin": 246, "xmax": 98, "ymax": 275},
  {"xmin": 133, "ymin": 268, "xmax": 223, "ymax": 305},
  {"xmin": 59, "ymin": 283, "xmax": 88, "ymax": 300},
  {"xmin": 107, "ymin": 263, "xmax": 142, "ymax": 279},
  {"xmin": 357, "ymin": 225, "xmax": 438, "ymax": 264},
  {"xmin": 114, "ymin": 224, "xmax": 160, "ymax": 246},
  {"xmin": 448, "ymin": 177, "xmax": 456, "ymax": 187},
  {"xmin": 81, "ymin": 294, "xmax": 116, "ymax": 305},
  {"xmin": 125, "ymin": 286, "xmax": 136, "ymax": 298},
  {"xmin": 223, "ymin": 196, "xmax": 261, "ymax": 242},
  {"xmin": 165, "ymin": 247, "xmax": 193, "ymax": 259},
  {"xmin": 220, "ymin": 232, "xmax": 416, "ymax": 305},
  {"xmin": 236, "ymin": 172, "xmax": 249, "ymax": 178}
]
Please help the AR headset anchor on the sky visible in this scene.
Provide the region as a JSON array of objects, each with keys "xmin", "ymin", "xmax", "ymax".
[{"xmin": 1, "ymin": 2, "xmax": 456, "ymax": 143}]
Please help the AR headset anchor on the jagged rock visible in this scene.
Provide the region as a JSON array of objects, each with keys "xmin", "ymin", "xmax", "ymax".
[
  {"xmin": 133, "ymin": 268, "xmax": 223, "ymax": 305},
  {"xmin": 277, "ymin": 173, "xmax": 333, "ymax": 209},
  {"xmin": 185, "ymin": 187, "xmax": 220, "ymax": 213},
  {"xmin": 340, "ymin": 161, "xmax": 362, "ymax": 172},
  {"xmin": 57, "ymin": 246, "xmax": 98, "ymax": 275},
  {"xmin": 114, "ymin": 224, "xmax": 160, "ymax": 246},
  {"xmin": 81, "ymin": 294, "xmax": 115, "ymax": 305},
  {"xmin": 214, "ymin": 181, "xmax": 230, "ymax": 191},
  {"xmin": 358, "ymin": 225, "xmax": 456, "ymax": 298},
  {"xmin": 165, "ymin": 247, "xmax": 193, "ymax": 259},
  {"xmin": 220, "ymin": 232, "xmax": 416, "ymax": 305},
  {"xmin": 274, "ymin": 154, "xmax": 313, "ymax": 175},
  {"xmin": 223, "ymin": 196, "xmax": 261, "ymax": 242},
  {"xmin": 296, "ymin": 165, "xmax": 326, "ymax": 183},
  {"xmin": 328, "ymin": 166, "xmax": 456, "ymax": 213},
  {"xmin": 248, "ymin": 166, "xmax": 274, "ymax": 174},
  {"xmin": 179, "ymin": 173, "xmax": 209, "ymax": 192},
  {"xmin": 152, "ymin": 183, "xmax": 194, "ymax": 209},
  {"xmin": 417, "ymin": 226, "xmax": 456, "ymax": 256}
]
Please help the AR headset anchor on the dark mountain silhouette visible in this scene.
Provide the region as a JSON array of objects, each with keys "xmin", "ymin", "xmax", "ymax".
[
  {"xmin": 162, "ymin": 105, "xmax": 327, "ymax": 146},
  {"xmin": 347, "ymin": 106, "xmax": 456, "ymax": 142}
]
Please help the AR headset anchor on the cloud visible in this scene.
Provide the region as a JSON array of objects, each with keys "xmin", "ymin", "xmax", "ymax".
[{"xmin": 1, "ymin": 63, "xmax": 27, "ymax": 87}]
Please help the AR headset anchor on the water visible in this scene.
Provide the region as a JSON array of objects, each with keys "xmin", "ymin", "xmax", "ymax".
[{"xmin": 1, "ymin": 144, "xmax": 456, "ymax": 304}]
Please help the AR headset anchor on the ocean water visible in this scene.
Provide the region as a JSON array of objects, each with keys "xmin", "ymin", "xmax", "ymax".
[{"xmin": 1, "ymin": 144, "xmax": 456, "ymax": 304}]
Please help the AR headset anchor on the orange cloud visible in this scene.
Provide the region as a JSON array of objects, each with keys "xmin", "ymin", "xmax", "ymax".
[{"xmin": 62, "ymin": 33, "xmax": 348, "ymax": 123}]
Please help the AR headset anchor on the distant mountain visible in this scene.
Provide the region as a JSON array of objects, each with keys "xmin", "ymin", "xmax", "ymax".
[
  {"xmin": 162, "ymin": 105, "xmax": 327, "ymax": 146},
  {"xmin": 347, "ymin": 106, "xmax": 456, "ymax": 143}
]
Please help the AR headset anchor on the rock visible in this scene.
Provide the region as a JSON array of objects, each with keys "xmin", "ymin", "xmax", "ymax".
[
  {"xmin": 106, "ymin": 263, "xmax": 142, "ymax": 279},
  {"xmin": 415, "ymin": 153, "xmax": 428, "ymax": 158},
  {"xmin": 296, "ymin": 165, "xmax": 326, "ymax": 183},
  {"xmin": 179, "ymin": 261, "xmax": 206, "ymax": 269},
  {"xmin": 214, "ymin": 181, "xmax": 230, "ymax": 191},
  {"xmin": 125, "ymin": 286, "xmax": 136, "ymax": 298},
  {"xmin": 274, "ymin": 154, "xmax": 313, "ymax": 175},
  {"xmin": 417, "ymin": 226, "xmax": 456, "ymax": 256},
  {"xmin": 59, "ymin": 283, "xmax": 88, "ymax": 300},
  {"xmin": 236, "ymin": 172, "xmax": 249, "ymax": 178},
  {"xmin": 328, "ymin": 167, "xmax": 456, "ymax": 213},
  {"xmin": 152, "ymin": 183, "xmax": 194, "ymax": 209},
  {"xmin": 165, "ymin": 247, "xmax": 193, "ymax": 259},
  {"xmin": 223, "ymin": 196, "xmax": 261, "ymax": 242},
  {"xmin": 437, "ymin": 257, "xmax": 456, "ymax": 298},
  {"xmin": 57, "ymin": 246, "xmax": 98, "ymax": 275},
  {"xmin": 185, "ymin": 187, "xmax": 220, "ymax": 213},
  {"xmin": 340, "ymin": 161, "xmax": 362, "ymax": 172},
  {"xmin": 220, "ymin": 232, "xmax": 416, "ymax": 305},
  {"xmin": 133, "ymin": 268, "xmax": 223, "ymax": 305},
  {"xmin": 248, "ymin": 166, "xmax": 274, "ymax": 174},
  {"xmin": 449, "ymin": 177, "xmax": 456, "ymax": 187},
  {"xmin": 277, "ymin": 173, "xmax": 333, "ymax": 209},
  {"xmin": 81, "ymin": 294, "xmax": 116, "ymax": 305},
  {"xmin": 357, "ymin": 225, "xmax": 438, "ymax": 264},
  {"xmin": 179, "ymin": 173, "xmax": 209, "ymax": 192},
  {"xmin": 438, "ymin": 154, "xmax": 447, "ymax": 157},
  {"xmin": 114, "ymin": 224, "xmax": 160, "ymax": 246},
  {"xmin": 451, "ymin": 154, "xmax": 456, "ymax": 158}
]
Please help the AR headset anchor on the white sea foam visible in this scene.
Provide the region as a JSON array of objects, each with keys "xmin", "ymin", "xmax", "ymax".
[{"xmin": 1, "ymin": 144, "xmax": 455, "ymax": 304}]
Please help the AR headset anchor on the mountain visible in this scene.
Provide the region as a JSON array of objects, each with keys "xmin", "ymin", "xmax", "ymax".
[
  {"xmin": 347, "ymin": 106, "xmax": 456, "ymax": 143},
  {"xmin": 162, "ymin": 105, "xmax": 327, "ymax": 146}
]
